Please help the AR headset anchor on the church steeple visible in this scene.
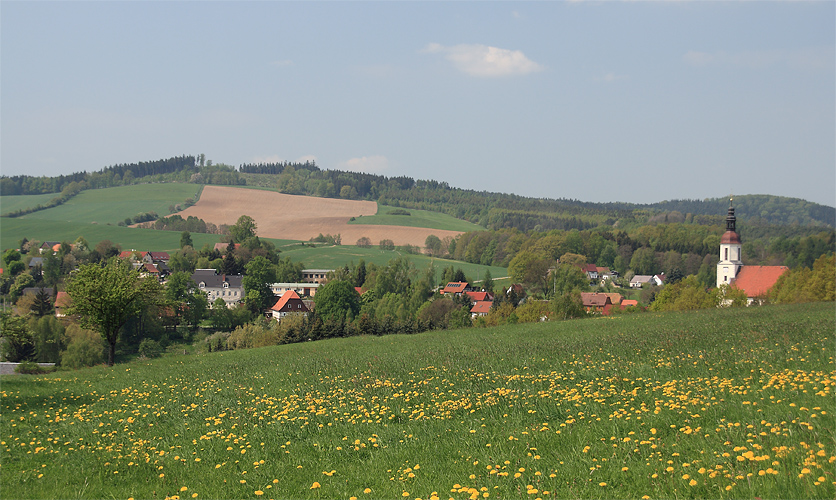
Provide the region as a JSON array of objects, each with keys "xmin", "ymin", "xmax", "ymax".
[{"xmin": 717, "ymin": 197, "xmax": 743, "ymax": 288}]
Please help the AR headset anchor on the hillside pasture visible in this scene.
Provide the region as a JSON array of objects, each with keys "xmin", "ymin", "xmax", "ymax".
[
  {"xmin": 1, "ymin": 303, "xmax": 833, "ymax": 499},
  {"xmin": 278, "ymin": 243, "xmax": 508, "ymax": 281},
  {"xmin": 0, "ymin": 193, "xmax": 62, "ymax": 216},
  {"xmin": 178, "ymin": 186, "xmax": 466, "ymax": 247}
]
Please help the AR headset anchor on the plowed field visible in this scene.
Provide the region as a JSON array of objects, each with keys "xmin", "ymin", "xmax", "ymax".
[{"xmin": 178, "ymin": 186, "xmax": 464, "ymax": 247}]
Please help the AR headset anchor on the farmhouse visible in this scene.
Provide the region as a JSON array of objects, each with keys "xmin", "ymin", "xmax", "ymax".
[
  {"xmin": 270, "ymin": 290, "xmax": 310, "ymax": 321},
  {"xmin": 580, "ymin": 292, "xmax": 613, "ymax": 315},
  {"xmin": 470, "ymin": 301, "xmax": 492, "ymax": 318},
  {"xmin": 629, "ymin": 275, "xmax": 654, "ymax": 288},
  {"xmin": 191, "ymin": 269, "xmax": 244, "ymax": 308},
  {"xmin": 302, "ymin": 269, "xmax": 331, "ymax": 284},
  {"xmin": 716, "ymin": 200, "xmax": 789, "ymax": 304},
  {"xmin": 440, "ymin": 281, "xmax": 469, "ymax": 296}
]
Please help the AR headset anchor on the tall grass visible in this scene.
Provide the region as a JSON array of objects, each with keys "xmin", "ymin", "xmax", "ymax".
[{"xmin": 2, "ymin": 303, "xmax": 833, "ymax": 499}]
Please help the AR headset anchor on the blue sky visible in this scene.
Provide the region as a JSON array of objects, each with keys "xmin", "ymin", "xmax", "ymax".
[{"xmin": 2, "ymin": 1, "xmax": 834, "ymax": 206}]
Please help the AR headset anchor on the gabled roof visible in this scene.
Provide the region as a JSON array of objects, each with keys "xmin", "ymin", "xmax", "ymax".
[
  {"xmin": 733, "ymin": 266, "xmax": 789, "ymax": 298},
  {"xmin": 120, "ymin": 250, "xmax": 148, "ymax": 259},
  {"xmin": 630, "ymin": 275, "xmax": 654, "ymax": 284},
  {"xmin": 191, "ymin": 269, "xmax": 243, "ymax": 288},
  {"xmin": 470, "ymin": 301, "xmax": 493, "ymax": 314},
  {"xmin": 596, "ymin": 267, "xmax": 610, "ymax": 274},
  {"xmin": 620, "ymin": 299, "xmax": 639, "ymax": 308},
  {"xmin": 603, "ymin": 293, "xmax": 622, "ymax": 305},
  {"xmin": 271, "ymin": 290, "xmax": 308, "ymax": 312},
  {"xmin": 148, "ymin": 251, "xmax": 170, "ymax": 261},
  {"xmin": 583, "ymin": 264, "xmax": 598, "ymax": 273},
  {"xmin": 28, "ymin": 257, "xmax": 44, "ymax": 267},
  {"xmin": 465, "ymin": 291, "xmax": 493, "ymax": 302},
  {"xmin": 441, "ymin": 282, "xmax": 468, "ymax": 294},
  {"xmin": 55, "ymin": 291, "xmax": 71, "ymax": 308},
  {"xmin": 581, "ymin": 292, "xmax": 612, "ymax": 307},
  {"xmin": 142, "ymin": 263, "xmax": 160, "ymax": 274}
]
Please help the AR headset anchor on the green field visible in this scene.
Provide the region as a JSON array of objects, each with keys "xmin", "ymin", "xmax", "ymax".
[
  {"xmin": 350, "ymin": 205, "xmax": 483, "ymax": 232},
  {"xmin": 0, "ymin": 193, "xmax": 63, "ymax": 216},
  {"xmin": 2, "ymin": 303, "xmax": 833, "ymax": 499},
  {"xmin": 278, "ymin": 243, "xmax": 508, "ymax": 281}
]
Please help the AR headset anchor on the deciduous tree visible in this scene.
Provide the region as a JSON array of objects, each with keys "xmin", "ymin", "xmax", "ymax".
[{"xmin": 65, "ymin": 258, "xmax": 163, "ymax": 366}]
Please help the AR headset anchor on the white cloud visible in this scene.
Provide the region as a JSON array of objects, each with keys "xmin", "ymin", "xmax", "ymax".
[
  {"xmin": 422, "ymin": 43, "xmax": 544, "ymax": 77},
  {"xmin": 684, "ymin": 48, "xmax": 833, "ymax": 70},
  {"xmin": 338, "ymin": 155, "xmax": 389, "ymax": 174}
]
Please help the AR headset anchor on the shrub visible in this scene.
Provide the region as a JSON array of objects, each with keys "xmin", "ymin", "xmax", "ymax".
[
  {"xmin": 60, "ymin": 325, "xmax": 105, "ymax": 369},
  {"xmin": 14, "ymin": 361, "xmax": 55, "ymax": 375},
  {"xmin": 138, "ymin": 338, "xmax": 163, "ymax": 359}
]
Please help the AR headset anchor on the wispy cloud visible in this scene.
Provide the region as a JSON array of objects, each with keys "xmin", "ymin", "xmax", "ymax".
[
  {"xmin": 339, "ymin": 155, "xmax": 389, "ymax": 173},
  {"xmin": 422, "ymin": 43, "xmax": 544, "ymax": 77},
  {"xmin": 684, "ymin": 47, "xmax": 833, "ymax": 70}
]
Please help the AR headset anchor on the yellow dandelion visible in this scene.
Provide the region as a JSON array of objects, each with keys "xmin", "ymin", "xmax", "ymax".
[
  {"xmin": 599, "ymin": 482, "xmax": 607, "ymax": 487},
  {"xmin": 180, "ymin": 487, "xmax": 188, "ymax": 492},
  {"xmin": 311, "ymin": 482, "xmax": 321, "ymax": 489},
  {"xmin": 254, "ymin": 491, "xmax": 263, "ymax": 496},
  {"xmin": 364, "ymin": 488, "xmax": 372, "ymax": 494}
]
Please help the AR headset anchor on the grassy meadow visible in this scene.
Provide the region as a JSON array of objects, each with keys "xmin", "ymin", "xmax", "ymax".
[
  {"xmin": 2, "ymin": 303, "xmax": 833, "ymax": 499},
  {"xmin": 277, "ymin": 244, "xmax": 508, "ymax": 281},
  {"xmin": 0, "ymin": 193, "xmax": 63, "ymax": 216},
  {"xmin": 350, "ymin": 206, "xmax": 484, "ymax": 233}
]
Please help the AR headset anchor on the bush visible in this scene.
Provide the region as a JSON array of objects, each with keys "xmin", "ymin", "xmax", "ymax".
[
  {"xmin": 138, "ymin": 338, "xmax": 163, "ymax": 359},
  {"xmin": 60, "ymin": 325, "xmax": 105, "ymax": 369},
  {"xmin": 14, "ymin": 361, "xmax": 55, "ymax": 375}
]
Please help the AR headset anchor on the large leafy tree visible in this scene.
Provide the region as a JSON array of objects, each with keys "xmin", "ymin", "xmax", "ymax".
[
  {"xmin": 242, "ymin": 256, "xmax": 276, "ymax": 314},
  {"xmin": 229, "ymin": 215, "xmax": 257, "ymax": 243},
  {"xmin": 65, "ymin": 258, "xmax": 163, "ymax": 366},
  {"xmin": 314, "ymin": 279, "xmax": 360, "ymax": 322}
]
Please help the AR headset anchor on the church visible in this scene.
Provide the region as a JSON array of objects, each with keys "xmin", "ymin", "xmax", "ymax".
[{"xmin": 717, "ymin": 200, "xmax": 788, "ymax": 304}]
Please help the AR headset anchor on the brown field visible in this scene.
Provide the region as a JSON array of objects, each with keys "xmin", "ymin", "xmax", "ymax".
[{"xmin": 177, "ymin": 186, "xmax": 463, "ymax": 247}]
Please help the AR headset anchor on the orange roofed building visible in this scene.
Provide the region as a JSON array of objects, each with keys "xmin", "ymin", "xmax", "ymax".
[
  {"xmin": 270, "ymin": 290, "xmax": 309, "ymax": 321},
  {"xmin": 717, "ymin": 199, "xmax": 788, "ymax": 304}
]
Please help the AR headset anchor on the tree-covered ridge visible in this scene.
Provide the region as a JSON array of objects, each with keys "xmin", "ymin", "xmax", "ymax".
[{"xmin": 2, "ymin": 155, "xmax": 833, "ymax": 229}]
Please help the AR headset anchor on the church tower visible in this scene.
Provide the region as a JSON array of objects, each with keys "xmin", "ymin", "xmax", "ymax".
[{"xmin": 717, "ymin": 199, "xmax": 743, "ymax": 287}]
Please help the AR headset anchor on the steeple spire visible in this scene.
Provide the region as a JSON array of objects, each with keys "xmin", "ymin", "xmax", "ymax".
[{"xmin": 725, "ymin": 197, "xmax": 736, "ymax": 233}]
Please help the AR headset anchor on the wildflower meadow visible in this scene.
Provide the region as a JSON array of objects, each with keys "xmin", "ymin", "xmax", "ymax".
[{"xmin": 2, "ymin": 302, "xmax": 833, "ymax": 499}]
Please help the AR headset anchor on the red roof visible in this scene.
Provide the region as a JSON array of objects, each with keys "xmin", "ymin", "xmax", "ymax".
[
  {"xmin": 620, "ymin": 299, "xmax": 639, "ymax": 309},
  {"xmin": 271, "ymin": 290, "xmax": 308, "ymax": 312},
  {"xmin": 581, "ymin": 292, "xmax": 611, "ymax": 307},
  {"xmin": 441, "ymin": 282, "xmax": 468, "ymax": 294},
  {"xmin": 142, "ymin": 263, "xmax": 159, "ymax": 273},
  {"xmin": 465, "ymin": 291, "xmax": 493, "ymax": 302},
  {"xmin": 733, "ymin": 266, "xmax": 789, "ymax": 298},
  {"xmin": 720, "ymin": 231, "xmax": 741, "ymax": 244},
  {"xmin": 470, "ymin": 301, "xmax": 493, "ymax": 315},
  {"xmin": 55, "ymin": 291, "xmax": 71, "ymax": 308},
  {"xmin": 583, "ymin": 264, "xmax": 598, "ymax": 273}
]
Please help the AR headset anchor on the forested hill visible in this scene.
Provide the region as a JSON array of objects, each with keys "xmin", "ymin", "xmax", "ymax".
[{"xmin": 2, "ymin": 156, "xmax": 833, "ymax": 229}]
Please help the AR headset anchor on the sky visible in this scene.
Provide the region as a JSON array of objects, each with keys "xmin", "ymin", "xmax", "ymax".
[{"xmin": 2, "ymin": 1, "xmax": 834, "ymax": 207}]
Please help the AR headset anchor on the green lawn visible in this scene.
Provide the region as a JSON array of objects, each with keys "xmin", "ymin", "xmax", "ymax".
[
  {"xmin": 1, "ymin": 303, "xmax": 833, "ymax": 499},
  {"xmin": 0, "ymin": 193, "xmax": 62, "ymax": 216},
  {"xmin": 349, "ymin": 205, "xmax": 483, "ymax": 232},
  {"xmin": 11, "ymin": 183, "xmax": 202, "ymax": 225},
  {"xmin": 278, "ymin": 243, "xmax": 507, "ymax": 281}
]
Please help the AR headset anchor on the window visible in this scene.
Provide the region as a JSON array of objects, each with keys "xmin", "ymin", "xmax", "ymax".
[{"xmin": 724, "ymin": 248, "xmax": 728, "ymax": 260}]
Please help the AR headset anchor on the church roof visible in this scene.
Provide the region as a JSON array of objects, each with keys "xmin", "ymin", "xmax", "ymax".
[
  {"xmin": 720, "ymin": 231, "xmax": 741, "ymax": 244},
  {"xmin": 733, "ymin": 266, "xmax": 789, "ymax": 298}
]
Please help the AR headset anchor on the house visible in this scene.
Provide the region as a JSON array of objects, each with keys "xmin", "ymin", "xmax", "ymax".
[
  {"xmin": 583, "ymin": 264, "xmax": 599, "ymax": 280},
  {"xmin": 732, "ymin": 266, "xmax": 789, "ymax": 305},
  {"xmin": 302, "ymin": 269, "xmax": 331, "ymax": 284},
  {"xmin": 620, "ymin": 299, "xmax": 639, "ymax": 310},
  {"xmin": 716, "ymin": 199, "xmax": 790, "ymax": 305},
  {"xmin": 40, "ymin": 242, "xmax": 60, "ymax": 254},
  {"xmin": 270, "ymin": 290, "xmax": 310, "ymax": 320},
  {"xmin": 191, "ymin": 269, "xmax": 244, "ymax": 308},
  {"xmin": 465, "ymin": 290, "xmax": 494, "ymax": 302},
  {"xmin": 652, "ymin": 274, "xmax": 666, "ymax": 286},
  {"xmin": 440, "ymin": 281, "xmax": 469, "ymax": 296},
  {"xmin": 470, "ymin": 301, "xmax": 493, "ymax": 318},
  {"xmin": 506, "ymin": 284, "xmax": 525, "ymax": 296},
  {"xmin": 148, "ymin": 252, "xmax": 170, "ymax": 263},
  {"xmin": 580, "ymin": 292, "xmax": 613, "ymax": 315},
  {"xmin": 28, "ymin": 257, "xmax": 44, "ymax": 269},
  {"xmin": 119, "ymin": 250, "xmax": 148, "ymax": 261},
  {"xmin": 629, "ymin": 275, "xmax": 654, "ymax": 288},
  {"xmin": 602, "ymin": 293, "xmax": 622, "ymax": 306},
  {"xmin": 54, "ymin": 291, "xmax": 71, "ymax": 317},
  {"xmin": 270, "ymin": 283, "xmax": 320, "ymax": 297},
  {"xmin": 140, "ymin": 262, "xmax": 162, "ymax": 280}
]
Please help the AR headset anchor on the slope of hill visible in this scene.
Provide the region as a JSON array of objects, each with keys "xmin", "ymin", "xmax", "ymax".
[{"xmin": 1, "ymin": 302, "xmax": 832, "ymax": 499}]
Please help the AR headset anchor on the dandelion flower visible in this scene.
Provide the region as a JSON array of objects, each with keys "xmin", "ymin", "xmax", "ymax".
[
  {"xmin": 255, "ymin": 491, "xmax": 263, "ymax": 496},
  {"xmin": 311, "ymin": 482, "xmax": 321, "ymax": 489}
]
